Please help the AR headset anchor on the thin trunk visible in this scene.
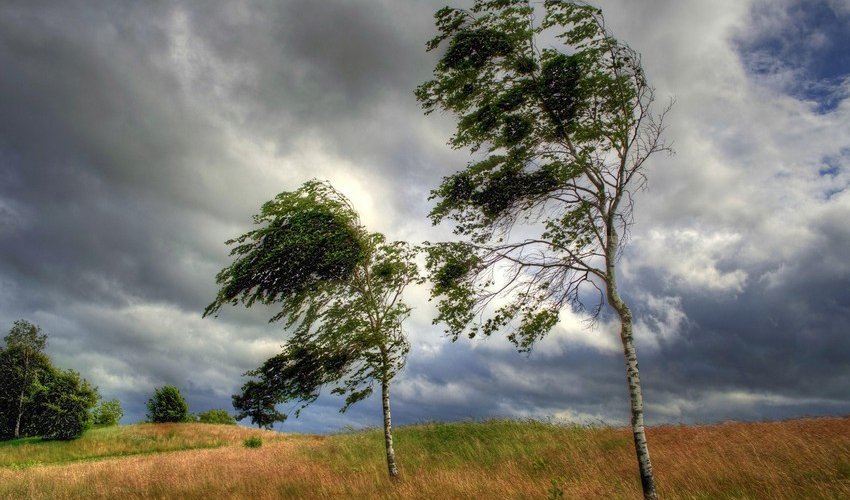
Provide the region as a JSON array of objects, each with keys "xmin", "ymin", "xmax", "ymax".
[
  {"xmin": 14, "ymin": 354, "xmax": 29, "ymax": 439},
  {"xmin": 14, "ymin": 386, "xmax": 24, "ymax": 438},
  {"xmin": 381, "ymin": 376, "xmax": 399, "ymax": 479},
  {"xmin": 606, "ymin": 228, "xmax": 657, "ymax": 499}
]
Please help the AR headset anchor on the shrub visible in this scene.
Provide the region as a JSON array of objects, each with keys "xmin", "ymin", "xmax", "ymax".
[
  {"xmin": 196, "ymin": 409, "xmax": 236, "ymax": 425},
  {"xmin": 33, "ymin": 369, "xmax": 99, "ymax": 440},
  {"xmin": 146, "ymin": 386, "xmax": 189, "ymax": 423},
  {"xmin": 92, "ymin": 399, "xmax": 123, "ymax": 426},
  {"xmin": 244, "ymin": 436, "xmax": 263, "ymax": 448}
]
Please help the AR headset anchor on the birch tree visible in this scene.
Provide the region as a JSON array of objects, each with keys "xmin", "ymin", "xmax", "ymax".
[
  {"xmin": 0, "ymin": 320, "xmax": 48, "ymax": 439},
  {"xmin": 205, "ymin": 180, "xmax": 421, "ymax": 479},
  {"xmin": 416, "ymin": 2, "xmax": 670, "ymax": 497}
]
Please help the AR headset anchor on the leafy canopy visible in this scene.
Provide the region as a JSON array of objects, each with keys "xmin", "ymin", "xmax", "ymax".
[
  {"xmin": 1, "ymin": 320, "xmax": 98, "ymax": 441},
  {"xmin": 416, "ymin": 0, "xmax": 669, "ymax": 350},
  {"xmin": 204, "ymin": 180, "xmax": 366, "ymax": 324},
  {"xmin": 146, "ymin": 386, "xmax": 190, "ymax": 423},
  {"xmin": 209, "ymin": 181, "xmax": 421, "ymax": 422},
  {"xmin": 232, "ymin": 380, "xmax": 286, "ymax": 429},
  {"xmin": 92, "ymin": 398, "xmax": 123, "ymax": 426},
  {"xmin": 195, "ymin": 409, "xmax": 237, "ymax": 425}
]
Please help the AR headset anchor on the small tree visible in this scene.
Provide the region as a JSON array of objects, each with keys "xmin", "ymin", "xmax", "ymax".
[
  {"xmin": 92, "ymin": 398, "xmax": 123, "ymax": 426},
  {"xmin": 206, "ymin": 180, "xmax": 421, "ymax": 479},
  {"xmin": 232, "ymin": 380, "xmax": 286, "ymax": 430},
  {"xmin": 146, "ymin": 386, "xmax": 189, "ymax": 423},
  {"xmin": 416, "ymin": 2, "xmax": 670, "ymax": 498},
  {"xmin": 196, "ymin": 409, "xmax": 237, "ymax": 425}
]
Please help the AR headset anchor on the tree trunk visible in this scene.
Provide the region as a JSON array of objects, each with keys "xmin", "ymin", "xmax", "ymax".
[
  {"xmin": 607, "ymin": 275, "xmax": 658, "ymax": 500},
  {"xmin": 14, "ymin": 354, "xmax": 30, "ymax": 439},
  {"xmin": 381, "ymin": 376, "xmax": 399, "ymax": 479},
  {"xmin": 14, "ymin": 387, "xmax": 24, "ymax": 438}
]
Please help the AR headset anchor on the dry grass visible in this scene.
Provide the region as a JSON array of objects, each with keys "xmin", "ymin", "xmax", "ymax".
[{"xmin": 1, "ymin": 417, "xmax": 849, "ymax": 499}]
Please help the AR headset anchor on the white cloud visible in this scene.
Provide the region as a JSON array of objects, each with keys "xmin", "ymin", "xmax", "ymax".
[{"xmin": 628, "ymin": 229, "xmax": 748, "ymax": 292}]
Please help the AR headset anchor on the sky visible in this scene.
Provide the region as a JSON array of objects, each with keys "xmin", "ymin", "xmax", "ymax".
[{"xmin": 1, "ymin": 0, "xmax": 848, "ymax": 433}]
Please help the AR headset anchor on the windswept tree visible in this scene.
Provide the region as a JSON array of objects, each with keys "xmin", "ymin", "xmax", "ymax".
[
  {"xmin": 0, "ymin": 320, "xmax": 49, "ymax": 439},
  {"xmin": 416, "ymin": 1, "xmax": 670, "ymax": 498},
  {"xmin": 205, "ymin": 180, "xmax": 421, "ymax": 479}
]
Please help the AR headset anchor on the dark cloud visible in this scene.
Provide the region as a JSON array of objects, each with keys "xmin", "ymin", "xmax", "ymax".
[{"xmin": 1, "ymin": 0, "xmax": 849, "ymax": 431}]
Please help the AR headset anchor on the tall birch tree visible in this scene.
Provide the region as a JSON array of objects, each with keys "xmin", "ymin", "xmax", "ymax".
[
  {"xmin": 205, "ymin": 180, "xmax": 420, "ymax": 479},
  {"xmin": 416, "ymin": 1, "xmax": 670, "ymax": 497}
]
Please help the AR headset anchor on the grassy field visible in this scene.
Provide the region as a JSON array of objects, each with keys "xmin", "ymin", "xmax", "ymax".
[{"xmin": 1, "ymin": 417, "xmax": 849, "ymax": 499}]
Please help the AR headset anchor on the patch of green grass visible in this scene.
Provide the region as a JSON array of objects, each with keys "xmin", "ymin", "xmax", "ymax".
[
  {"xmin": 302, "ymin": 418, "xmax": 607, "ymax": 475},
  {"xmin": 243, "ymin": 436, "xmax": 263, "ymax": 448},
  {"xmin": 0, "ymin": 423, "xmax": 242, "ymax": 469}
]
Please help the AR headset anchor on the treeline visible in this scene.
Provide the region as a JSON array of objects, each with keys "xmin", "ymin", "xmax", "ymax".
[
  {"xmin": 145, "ymin": 385, "xmax": 236, "ymax": 425},
  {"xmin": 0, "ymin": 320, "xmax": 121, "ymax": 441},
  {"xmin": 0, "ymin": 320, "xmax": 237, "ymax": 442}
]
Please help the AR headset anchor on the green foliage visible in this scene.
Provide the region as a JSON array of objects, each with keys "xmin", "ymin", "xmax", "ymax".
[
  {"xmin": 203, "ymin": 180, "xmax": 366, "ymax": 323},
  {"xmin": 547, "ymin": 479, "xmax": 565, "ymax": 500},
  {"xmin": 195, "ymin": 409, "xmax": 236, "ymax": 425},
  {"xmin": 0, "ymin": 320, "xmax": 50, "ymax": 439},
  {"xmin": 243, "ymin": 435, "xmax": 263, "ymax": 448},
  {"xmin": 417, "ymin": 0, "xmax": 669, "ymax": 349},
  {"xmin": 1, "ymin": 320, "xmax": 97, "ymax": 441},
  {"xmin": 91, "ymin": 399, "xmax": 123, "ymax": 426},
  {"xmin": 212, "ymin": 181, "xmax": 422, "ymax": 424},
  {"xmin": 30, "ymin": 369, "xmax": 98, "ymax": 441},
  {"xmin": 232, "ymin": 380, "xmax": 287, "ymax": 429},
  {"xmin": 146, "ymin": 386, "xmax": 189, "ymax": 423}
]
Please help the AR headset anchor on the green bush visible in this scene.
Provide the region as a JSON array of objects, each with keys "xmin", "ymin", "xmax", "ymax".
[
  {"xmin": 243, "ymin": 436, "xmax": 263, "ymax": 448},
  {"xmin": 195, "ymin": 409, "xmax": 236, "ymax": 425},
  {"xmin": 91, "ymin": 399, "xmax": 123, "ymax": 426},
  {"xmin": 146, "ymin": 386, "xmax": 189, "ymax": 423},
  {"xmin": 33, "ymin": 369, "xmax": 99, "ymax": 440}
]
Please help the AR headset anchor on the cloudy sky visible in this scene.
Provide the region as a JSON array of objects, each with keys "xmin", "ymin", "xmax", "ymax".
[{"xmin": 1, "ymin": 0, "xmax": 848, "ymax": 432}]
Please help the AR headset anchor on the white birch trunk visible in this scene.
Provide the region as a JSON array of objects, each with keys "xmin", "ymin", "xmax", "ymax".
[
  {"xmin": 606, "ymin": 242, "xmax": 658, "ymax": 500},
  {"xmin": 381, "ymin": 377, "xmax": 399, "ymax": 479}
]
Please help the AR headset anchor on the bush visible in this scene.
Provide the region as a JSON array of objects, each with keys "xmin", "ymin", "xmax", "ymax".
[
  {"xmin": 33, "ymin": 369, "xmax": 99, "ymax": 440},
  {"xmin": 146, "ymin": 386, "xmax": 189, "ymax": 423},
  {"xmin": 243, "ymin": 436, "xmax": 263, "ymax": 448},
  {"xmin": 91, "ymin": 398, "xmax": 123, "ymax": 426},
  {"xmin": 195, "ymin": 409, "xmax": 236, "ymax": 425}
]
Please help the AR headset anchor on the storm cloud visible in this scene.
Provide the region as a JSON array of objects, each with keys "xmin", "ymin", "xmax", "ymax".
[{"xmin": 1, "ymin": 0, "xmax": 848, "ymax": 431}]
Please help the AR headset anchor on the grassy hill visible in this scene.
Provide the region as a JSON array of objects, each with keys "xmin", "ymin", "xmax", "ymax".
[{"xmin": 1, "ymin": 417, "xmax": 849, "ymax": 499}]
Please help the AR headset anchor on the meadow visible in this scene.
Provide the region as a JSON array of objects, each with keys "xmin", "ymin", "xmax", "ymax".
[{"xmin": 1, "ymin": 417, "xmax": 849, "ymax": 499}]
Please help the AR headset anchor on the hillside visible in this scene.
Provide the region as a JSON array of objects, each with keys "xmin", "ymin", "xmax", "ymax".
[{"xmin": 1, "ymin": 417, "xmax": 849, "ymax": 499}]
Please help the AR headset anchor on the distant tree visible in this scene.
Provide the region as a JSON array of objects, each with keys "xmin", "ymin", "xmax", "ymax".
[
  {"xmin": 195, "ymin": 409, "xmax": 237, "ymax": 425},
  {"xmin": 416, "ymin": 2, "xmax": 670, "ymax": 498},
  {"xmin": 0, "ymin": 320, "xmax": 49, "ymax": 439},
  {"xmin": 30, "ymin": 368, "xmax": 99, "ymax": 440},
  {"xmin": 232, "ymin": 380, "xmax": 286, "ymax": 430},
  {"xmin": 146, "ymin": 386, "xmax": 189, "ymax": 423},
  {"xmin": 91, "ymin": 398, "xmax": 123, "ymax": 426},
  {"xmin": 205, "ymin": 180, "xmax": 421, "ymax": 479}
]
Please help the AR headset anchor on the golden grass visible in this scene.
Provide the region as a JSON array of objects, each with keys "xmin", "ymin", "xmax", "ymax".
[{"xmin": 1, "ymin": 417, "xmax": 849, "ymax": 499}]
